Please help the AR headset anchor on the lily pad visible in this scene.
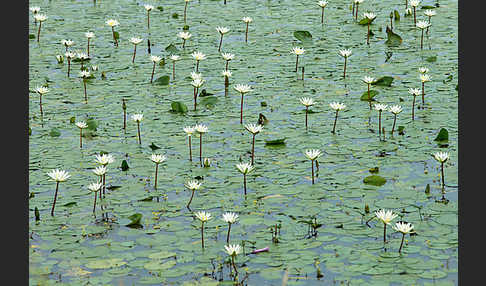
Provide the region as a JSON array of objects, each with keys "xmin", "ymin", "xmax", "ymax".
[
  {"xmin": 363, "ymin": 175, "xmax": 387, "ymax": 186},
  {"xmin": 293, "ymin": 30, "xmax": 312, "ymax": 42},
  {"xmin": 154, "ymin": 75, "xmax": 170, "ymax": 85},
  {"xmin": 170, "ymin": 101, "xmax": 188, "ymax": 113},
  {"xmin": 372, "ymin": 76, "xmax": 394, "ymax": 87}
]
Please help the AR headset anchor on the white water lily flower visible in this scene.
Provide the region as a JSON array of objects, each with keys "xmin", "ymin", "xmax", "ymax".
[
  {"xmin": 91, "ymin": 65, "xmax": 98, "ymax": 71},
  {"xmin": 130, "ymin": 37, "xmax": 143, "ymax": 45},
  {"xmin": 339, "ymin": 49, "xmax": 352, "ymax": 58},
  {"xmin": 222, "ymin": 70, "xmax": 232, "ymax": 78},
  {"xmin": 304, "ymin": 149, "xmax": 322, "ymax": 160},
  {"xmin": 56, "ymin": 55, "xmax": 63, "ymax": 63},
  {"xmin": 65, "ymin": 51, "xmax": 76, "ymax": 59},
  {"xmin": 79, "ymin": 70, "xmax": 90, "ymax": 78},
  {"xmin": 420, "ymin": 74, "xmax": 431, "ymax": 82},
  {"xmin": 34, "ymin": 14, "xmax": 47, "ymax": 22},
  {"xmin": 185, "ymin": 180, "xmax": 202, "ymax": 190},
  {"xmin": 77, "ymin": 52, "xmax": 89, "ymax": 60},
  {"xmin": 222, "ymin": 212, "xmax": 239, "ymax": 224},
  {"xmin": 393, "ymin": 222, "xmax": 414, "ymax": 234},
  {"xmin": 245, "ymin": 123, "xmax": 263, "ymax": 135},
  {"xmin": 363, "ymin": 12, "xmax": 376, "ymax": 21},
  {"xmin": 317, "ymin": 1, "xmax": 328, "ymax": 8},
  {"xmin": 191, "ymin": 72, "xmax": 202, "ymax": 80},
  {"xmin": 61, "ymin": 39, "xmax": 74, "ymax": 47},
  {"xmin": 150, "ymin": 55, "xmax": 162, "ymax": 63},
  {"xmin": 434, "ymin": 152, "xmax": 449, "ymax": 163},
  {"xmin": 85, "ymin": 31, "xmax": 95, "ymax": 39},
  {"xmin": 95, "ymin": 154, "xmax": 115, "ymax": 165},
  {"xmin": 354, "ymin": 0, "xmax": 364, "ymax": 3},
  {"xmin": 192, "ymin": 51, "xmax": 206, "ymax": 61},
  {"xmin": 132, "ymin": 113, "xmax": 144, "ymax": 122},
  {"xmin": 194, "ymin": 124, "xmax": 208, "ymax": 133},
  {"xmin": 410, "ymin": 0, "xmax": 420, "ymax": 7},
  {"xmin": 236, "ymin": 162, "xmax": 254, "ymax": 174},
  {"xmin": 406, "ymin": 8, "xmax": 413, "ymax": 15},
  {"xmin": 93, "ymin": 165, "xmax": 107, "ymax": 176},
  {"xmin": 191, "ymin": 78, "xmax": 205, "ymax": 88},
  {"xmin": 47, "ymin": 169, "xmax": 71, "ymax": 182},
  {"xmin": 374, "ymin": 104, "xmax": 388, "ymax": 112},
  {"xmin": 195, "ymin": 211, "xmax": 212, "ymax": 222},
  {"xmin": 224, "ymin": 244, "xmax": 242, "ymax": 256},
  {"xmin": 178, "ymin": 31, "xmax": 192, "ymax": 40},
  {"xmin": 362, "ymin": 76, "xmax": 375, "ymax": 84},
  {"xmin": 144, "ymin": 4, "xmax": 154, "ymax": 11},
  {"xmin": 183, "ymin": 126, "xmax": 195, "ymax": 136},
  {"xmin": 35, "ymin": 86, "xmax": 49, "ymax": 95},
  {"xmin": 216, "ymin": 27, "xmax": 230, "ymax": 34},
  {"xmin": 300, "ymin": 97, "xmax": 315, "ymax": 107},
  {"xmin": 150, "ymin": 154, "xmax": 166, "ymax": 164},
  {"xmin": 76, "ymin": 121, "xmax": 88, "ymax": 129},
  {"xmin": 291, "ymin": 47, "xmax": 305, "ymax": 55},
  {"xmin": 30, "ymin": 6, "xmax": 41, "ymax": 14},
  {"xmin": 389, "ymin": 105, "xmax": 403, "ymax": 114},
  {"xmin": 221, "ymin": 53, "xmax": 235, "ymax": 61},
  {"xmin": 375, "ymin": 209, "xmax": 398, "ymax": 225},
  {"xmin": 330, "ymin": 102, "xmax": 346, "ymax": 111},
  {"xmin": 409, "ymin": 88, "xmax": 421, "ymax": 96},
  {"xmin": 424, "ymin": 9, "xmax": 436, "ymax": 17},
  {"xmin": 242, "ymin": 16, "xmax": 253, "ymax": 23},
  {"xmin": 416, "ymin": 20, "xmax": 431, "ymax": 29},
  {"xmin": 170, "ymin": 55, "xmax": 180, "ymax": 61},
  {"xmin": 87, "ymin": 182, "xmax": 103, "ymax": 192},
  {"xmin": 203, "ymin": 158, "xmax": 211, "ymax": 167},
  {"xmin": 234, "ymin": 84, "xmax": 252, "ymax": 94},
  {"xmin": 105, "ymin": 19, "xmax": 119, "ymax": 27},
  {"xmin": 418, "ymin": 67, "xmax": 429, "ymax": 74}
]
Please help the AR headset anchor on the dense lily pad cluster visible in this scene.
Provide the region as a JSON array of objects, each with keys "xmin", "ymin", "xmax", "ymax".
[{"xmin": 29, "ymin": 0, "xmax": 457, "ymax": 285}]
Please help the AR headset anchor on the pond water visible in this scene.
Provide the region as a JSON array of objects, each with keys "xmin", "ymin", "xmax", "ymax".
[{"xmin": 29, "ymin": 0, "xmax": 458, "ymax": 285}]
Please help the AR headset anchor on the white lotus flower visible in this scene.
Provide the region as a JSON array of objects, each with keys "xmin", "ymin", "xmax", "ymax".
[
  {"xmin": 393, "ymin": 222, "xmax": 414, "ymax": 234},
  {"xmin": 183, "ymin": 126, "xmax": 195, "ymax": 136},
  {"xmin": 106, "ymin": 19, "xmax": 119, "ymax": 27},
  {"xmin": 242, "ymin": 16, "xmax": 253, "ymax": 23},
  {"xmin": 410, "ymin": 0, "xmax": 420, "ymax": 7},
  {"xmin": 291, "ymin": 47, "xmax": 305, "ymax": 55},
  {"xmin": 65, "ymin": 51, "xmax": 76, "ymax": 59},
  {"xmin": 130, "ymin": 37, "xmax": 143, "ymax": 45},
  {"xmin": 87, "ymin": 182, "xmax": 103, "ymax": 192},
  {"xmin": 76, "ymin": 121, "xmax": 88, "ymax": 129},
  {"xmin": 194, "ymin": 124, "xmax": 208, "ymax": 133},
  {"xmin": 95, "ymin": 154, "xmax": 115, "ymax": 165},
  {"xmin": 418, "ymin": 67, "xmax": 429, "ymax": 74},
  {"xmin": 178, "ymin": 31, "xmax": 192, "ymax": 40},
  {"xmin": 85, "ymin": 31, "xmax": 95, "ymax": 39},
  {"xmin": 317, "ymin": 1, "xmax": 328, "ymax": 8},
  {"xmin": 144, "ymin": 4, "xmax": 154, "ymax": 11},
  {"xmin": 304, "ymin": 149, "xmax": 322, "ymax": 160},
  {"xmin": 236, "ymin": 162, "xmax": 254, "ymax": 174},
  {"xmin": 30, "ymin": 6, "xmax": 41, "ymax": 14},
  {"xmin": 93, "ymin": 165, "xmax": 107, "ymax": 176},
  {"xmin": 150, "ymin": 154, "xmax": 166, "ymax": 164},
  {"xmin": 195, "ymin": 211, "xmax": 212, "ymax": 222},
  {"xmin": 216, "ymin": 27, "xmax": 230, "ymax": 34},
  {"xmin": 47, "ymin": 169, "xmax": 71, "ymax": 182},
  {"xmin": 222, "ymin": 70, "xmax": 232, "ymax": 78},
  {"xmin": 192, "ymin": 51, "xmax": 206, "ymax": 61},
  {"xmin": 221, "ymin": 53, "xmax": 235, "ymax": 61},
  {"xmin": 222, "ymin": 212, "xmax": 239, "ymax": 224},
  {"xmin": 185, "ymin": 180, "xmax": 202, "ymax": 190},
  {"xmin": 389, "ymin": 105, "xmax": 403, "ymax": 114},
  {"xmin": 191, "ymin": 78, "xmax": 205, "ymax": 88},
  {"xmin": 420, "ymin": 74, "xmax": 431, "ymax": 82},
  {"xmin": 339, "ymin": 49, "xmax": 352, "ymax": 58},
  {"xmin": 424, "ymin": 9, "xmax": 436, "ymax": 17},
  {"xmin": 34, "ymin": 14, "xmax": 47, "ymax": 22},
  {"xmin": 363, "ymin": 12, "xmax": 376, "ymax": 21},
  {"xmin": 409, "ymin": 88, "xmax": 421, "ymax": 96},
  {"xmin": 170, "ymin": 55, "xmax": 180, "ymax": 61},
  {"xmin": 375, "ymin": 209, "xmax": 398, "ymax": 225},
  {"xmin": 132, "ymin": 113, "xmax": 144, "ymax": 122},
  {"xmin": 234, "ymin": 84, "xmax": 252, "ymax": 94},
  {"xmin": 374, "ymin": 104, "xmax": 388, "ymax": 112},
  {"xmin": 224, "ymin": 244, "xmax": 242, "ymax": 256},
  {"xmin": 300, "ymin": 97, "xmax": 315, "ymax": 107},
  {"xmin": 79, "ymin": 70, "xmax": 91, "ymax": 78},
  {"xmin": 416, "ymin": 20, "xmax": 431, "ymax": 30},
  {"xmin": 35, "ymin": 86, "xmax": 49, "ymax": 95},
  {"xmin": 330, "ymin": 102, "xmax": 346, "ymax": 111},
  {"xmin": 362, "ymin": 76, "xmax": 375, "ymax": 84},
  {"xmin": 434, "ymin": 152, "xmax": 449, "ymax": 163},
  {"xmin": 245, "ymin": 123, "xmax": 263, "ymax": 134},
  {"xmin": 150, "ymin": 55, "xmax": 162, "ymax": 63},
  {"xmin": 61, "ymin": 39, "xmax": 74, "ymax": 47}
]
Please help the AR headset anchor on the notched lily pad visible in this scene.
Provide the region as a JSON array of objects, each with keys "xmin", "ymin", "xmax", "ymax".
[
  {"xmin": 154, "ymin": 75, "xmax": 170, "ymax": 85},
  {"xmin": 165, "ymin": 43, "xmax": 179, "ymax": 54},
  {"xmin": 170, "ymin": 101, "xmax": 188, "ymax": 113},
  {"xmin": 385, "ymin": 26, "xmax": 402, "ymax": 47},
  {"xmin": 360, "ymin": 90, "xmax": 379, "ymax": 101},
  {"xmin": 125, "ymin": 213, "xmax": 143, "ymax": 228},
  {"xmin": 293, "ymin": 30, "xmax": 312, "ymax": 42},
  {"xmin": 363, "ymin": 175, "xmax": 387, "ymax": 186},
  {"xmin": 372, "ymin": 76, "xmax": 394, "ymax": 87},
  {"xmin": 264, "ymin": 138, "xmax": 286, "ymax": 146},
  {"xmin": 434, "ymin": 128, "xmax": 449, "ymax": 146}
]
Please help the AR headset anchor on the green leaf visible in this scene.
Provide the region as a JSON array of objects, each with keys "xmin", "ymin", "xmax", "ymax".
[
  {"xmin": 126, "ymin": 213, "xmax": 143, "ymax": 227},
  {"xmin": 183, "ymin": 25, "xmax": 189, "ymax": 30},
  {"xmin": 171, "ymin": 13, "xmax": 179, "ymax": 19},
  {"xmin": 434, "ymin": 128, "xmax": 449, "ymax": 145},
  {"xmin": 360, "ymin": 90, "xmax": 379, "ymax": 101},
  {"xmin": 199, "ymin": 96, "xmax": 218, "ymax": 108},
  {"xmin": 29, "ymin": 127, "xmax": 32, "ymax": 136},
  {"xmin": 165, "ymin": 44, "xmax": 179, "ymax": 54},
  {"xmin": 394, "ymin": 10, "xmax": 400, "ymax": 21},
  {"xmin": 86, "ymin": 117, "xmax": 98, "ymax": 131},
  {"xmin": 69, "ymin": 116, "xmax": 76, "ymax": 124},
  {"xmin": 29, "ymin": 34, "xmax": 36, "ymax": 39},
  {"xmin": 63, "ymin": 202, "xmax": 77, "ymax": 207},
  {"xmin": 156, "ymin": 6, "xmax": 163, "ymax": 11},
  {"xmin": 425, "ymin": 184, "xmax": 431, "ymax": 194},
  {"xmin": 170, "ymin": 101, "xmax": 188, "ymax": 113},
  {"xmin": 49, "ymin": 128, "xmax": 61, "ymax": 137},
  {"xmin": 421, "ymin": 6, "xmax": 436, "ymax": 10},
  {"xmin": 264, "ymin": 138, "xmax": 286, "ymax": 145},
  {"xmin": 154, "ymin": 75, "xmax": 170, "ymax": 85},
  {"xmin": 397, "ymin": 126, "xmax": 405, "ymax": 135},
  {"xmin": 358, "ymin": 18, "xmax": 373, "ymax": 25},
  {"xmin": 34, "ymin": 207, "xmax": 40, "ymax": 221},
  {"xmin": 385, "ymin": 26, "xmax": 402, "ymax": 47},
  {"xmin": 293, "ymin": 31, "xmax": 312, "ymax": 42},
  {"xmin": 113, "ymin": 31, "xmax": 120, "ymax": 40},
  {"xmin": 363, "ymin": 175, "xmax": 387, "ymax": 186},
  {"xmin": 426, "ymin": 56, "xmax": 437, "ymax": 62},
  {"xmin": 121, "ymin": 160, "xmax": 129, "ymax": 171},
  {"xmin": 372, "ymin": 76, "xmax": 394, "ymax": 87},
  {"xmin": 149, "ymin": 142, "xmax": 161, "ymax": 151},
  {"xmin": 369, "ymin": 167, "xmax": 379, "ymax": 174}
]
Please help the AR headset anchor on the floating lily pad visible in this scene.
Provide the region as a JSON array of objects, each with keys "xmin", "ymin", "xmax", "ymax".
[{"xmin": 363, "ymin": 175, "xmax": 387, "ymax": 186}]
